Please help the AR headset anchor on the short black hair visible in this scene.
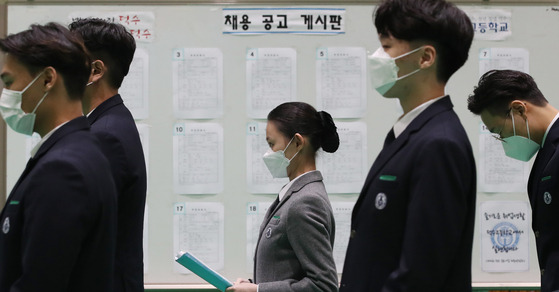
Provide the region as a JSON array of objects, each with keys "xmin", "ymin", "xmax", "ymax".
[
  {"xmin": 69, "ymin": 18, "xmax": 136, "ymax": 89},
  {"xmin": 374, "ymin": 0, "xmax": 473, "ymax": 83},
  {"xmin": 268, "ymin": 102, "xmax": 339, "ymax": 154},
  {"xmin": 468, "ymin": 70, "xmax": 548, "ymax": 115},
  {"xmin": 0, "ymin": 22, "xmax": 91, "ymax": 100}
]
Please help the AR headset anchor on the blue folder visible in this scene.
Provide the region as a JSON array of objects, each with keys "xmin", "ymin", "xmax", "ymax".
[{"xmin": 175, "ymin": 251, "xmax": 233, "ymax": 292}]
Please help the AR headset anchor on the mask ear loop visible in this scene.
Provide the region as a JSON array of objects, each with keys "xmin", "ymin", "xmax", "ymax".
[{"xmin": 510, "ymin": 109, "xmax": 517, "ymax": 137}]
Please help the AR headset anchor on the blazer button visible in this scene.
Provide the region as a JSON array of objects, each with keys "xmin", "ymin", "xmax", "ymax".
[
  {"xmin": 541, "ymin": 269, "xmax": 545, "ymax": 275},
  {"xmin": 350, "ymin": 229, "xmax": 356, "ymax": 238},
  {"xmin": 535, "ymin": 231, "xmax": 540, "ymax": 238}
]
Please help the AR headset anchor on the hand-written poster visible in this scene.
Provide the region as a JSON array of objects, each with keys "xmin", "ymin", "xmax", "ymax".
[{"xmin": 481, "ymin": 201, "xmax": 530, "ymax": 272}]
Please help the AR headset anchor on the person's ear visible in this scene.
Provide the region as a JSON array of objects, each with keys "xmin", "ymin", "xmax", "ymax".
[
  {"xmin": 419, "ymin": 45, "xmax": 436, "ymax": 69},
  {"xmin": 510, "ymin": 100, "xmax": 527, "ymax": 118},
  {"xmin": 89, "ymin": 60, "xmax": 106, "ymax": 83},
  {"xmin": 42, "ymin": 67, "xmax": 57, "ymax": 92},
  {"xmin": 293, "ymin": 133, "xmax": 305, "ymax": 150}
]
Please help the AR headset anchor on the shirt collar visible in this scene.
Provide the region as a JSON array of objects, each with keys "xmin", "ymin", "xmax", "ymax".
[
  {"xmin": 30, "ymin": 121, "xmax": 70, "ymax": 158},
  {"xmin": 393, "ymin": 95, "xmax": 446, "ymax": 138},
  {"xmin": 541, "ymin": 112, "xmax": 559, "ymax": 148},
  {"xmin": 278, "ymin": 170, "xmax": 318, "ymax": 201}
]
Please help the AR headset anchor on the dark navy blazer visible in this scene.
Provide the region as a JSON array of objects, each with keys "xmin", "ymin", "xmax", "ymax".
[
  {"xmin": 528, "ymin": 119, "xmax": 559, "ymax": 292},
  {"xmin": 0, "ymin": 116, "xmax": 117, "ymax": 291},
  {"xmin": 88, "ymin": 94, "xmax": 147, "ymax": 292},
  {"xmin": 340, "ymin": 96, "xmax": 477, "ymax": 292}
]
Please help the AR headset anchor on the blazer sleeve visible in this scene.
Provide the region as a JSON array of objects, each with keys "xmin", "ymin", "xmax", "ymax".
[
  {"xmin": 259, "ymin": 193, "xmax": 339, "ymax": 292},
  {"xmin": 382, "ymin": 137, "xmax": 474, "ymax": 291},
  {"xmin": 11, "ymin": 160, "xmax": 100, "ymax": 290}
]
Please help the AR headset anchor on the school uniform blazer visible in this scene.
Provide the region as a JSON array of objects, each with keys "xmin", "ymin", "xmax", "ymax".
[
  {"xmin": 340, "ymin": 96, "xmax": 477, "ymax": 292},
  {"xmin": 0, "ymin": 116, "xmax": 117, "ymax": 292},
  {"xmin": 528, "ymin": 120, "xmax": 559, "ymax": 292},
  {"xmin": 254, "ymin": 171, "xmax": 338, "ymax": 292},
  {"xmin": 88, "ymin": 94, "xmax": 147, "ymax": 292}
]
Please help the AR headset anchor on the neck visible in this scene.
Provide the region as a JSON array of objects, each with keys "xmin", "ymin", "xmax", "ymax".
[
  {"xmin": 83, "ymin": 84, "xmax": 118, "ymax": 114},
  {"xmin": 398, "ymin": 74, "xmax": 445, "ymax": 115},
  {"xmin": 36, "ymin": 99, "xmax": 83, "ymax": 137},
  {"xmin": 530, "ymin": 104, "xmax": 559, "ymax": 144},
  {"xmin": 288, "ymin": 155, "xmax": 316, "ymax": 181}
]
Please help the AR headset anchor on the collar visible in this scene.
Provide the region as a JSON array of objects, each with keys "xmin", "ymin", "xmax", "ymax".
[
  {"xmin": 278, "ymin": 170, "xmax": 319, "ymax": 201},
  {"xmin": 30, "ymin": 120, "xmax": 70, "ymax": 158},
  {"xmin": 393, "ymin": 95, "xmax": 446, "ymax": 138},
  {"xmin": 86, "ymin": 94, "xmax": 123, "ymax": 123},
  {"xmin": 541, "ymin": 112, "xmax": 559, "ymax": 148}
]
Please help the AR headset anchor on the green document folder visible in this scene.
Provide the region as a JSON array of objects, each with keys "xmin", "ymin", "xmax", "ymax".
[{"xmin": 175, "ymin": 251, "xmax": 233, "ymax": 292}]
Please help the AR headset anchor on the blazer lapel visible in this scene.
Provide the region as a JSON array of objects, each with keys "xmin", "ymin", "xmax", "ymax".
[
  {"xmin": 257, "ymin": 171, "xmax": 324, "ymax": 237},
  {"xmin": 87, "ymin": 94, "xmax": 123, "ymax": 125},
  {"xmin": 353, "ymin": 96, "xmax": 454, "ymax": 218},
  {"xmin": 529, "ymin": 121, "xmax": 559, "ymax": 204}
]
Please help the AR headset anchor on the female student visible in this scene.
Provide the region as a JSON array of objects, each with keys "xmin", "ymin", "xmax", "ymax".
[{"xmin": 228, "ymin": 102, "xmax": 340, "ymax": 292}]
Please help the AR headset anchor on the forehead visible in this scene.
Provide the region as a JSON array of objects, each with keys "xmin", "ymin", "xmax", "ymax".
[{"xmin": 1, "ymin": 53, "xmax": 32, "ymax": 81}]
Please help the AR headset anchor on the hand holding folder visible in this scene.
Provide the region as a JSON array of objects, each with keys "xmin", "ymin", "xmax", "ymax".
[{"xmin": 175, "ymin": 251, "xmax": 233, "ymax": 292}]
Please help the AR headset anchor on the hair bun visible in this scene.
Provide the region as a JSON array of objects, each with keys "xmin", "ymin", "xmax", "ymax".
[{"xmin": 316, "ymin": 111, "xmax": 340, "ymax": 153}]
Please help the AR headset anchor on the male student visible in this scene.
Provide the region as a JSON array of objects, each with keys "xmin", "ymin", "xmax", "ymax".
[
  {"xmin": 69, "ymin": 18, "xmax": 147, "ymax": 292},
  {"xmin": 468, "ymin": 69, "xmax": 559, "ymax": 292},
  {"xmin": 340, "ymin": 0, "xmax": 477, "ymax": 291},
  {"xmin": 0, "ymin": 23, "xmax": 117, "ymax": 291}
]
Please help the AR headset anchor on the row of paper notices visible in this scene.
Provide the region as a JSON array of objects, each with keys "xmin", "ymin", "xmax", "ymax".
[
  {"xmin": 173, "ymin": 202, "xmax": 225, "ymax": 274},
  {"xmin": 316, "ymin": 47, "xmax": 367, "ymax": 118},
  {"xmin": 317, "ymin": 122, "xmax": 368, "ymax": 194},
  {"xmin": 245, "ymin": 121, "xmax": 368, "ymax": 194},
  {"xmin": 478, "ymin": 123, "xmax": 530, "ymax": 193},
  {"xmin": 121, "ymin": 48, "xmax": 150, "ymax": 120},
  {"xmin": 481, "ymin": 201, "xmax": 530, "ymax": 272},
  {"xmin": 172, "ymin": 48, "xmax": 224, "ymax": 119},
  {"xmin": 246, "ymin": 48, "xmax": 297, "ymax": 119},
  {"xmin": 245, "ymin": 201, "xmax": 354, "ymax": 274},
  {"xmin": 173, "ymin": 123, "xmax": 224, "ymax": 195}
]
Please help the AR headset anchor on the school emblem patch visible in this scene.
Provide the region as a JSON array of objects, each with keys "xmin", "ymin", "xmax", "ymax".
[
  {"xmin": 375, "ymin": 193, "xmax": 387, "ymax": 210},
  {"xmin": 2, "ymin": 217, "xmax": 9, "ymax": 234},
  {"xmin": 544, "ymin": 192, "xmax": 552, "ymax": 205}
]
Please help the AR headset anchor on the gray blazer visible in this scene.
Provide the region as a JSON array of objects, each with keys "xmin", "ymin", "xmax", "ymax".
[{"xmin": 254, "ymin": 171, "xmax": 338, "ymax": 292}]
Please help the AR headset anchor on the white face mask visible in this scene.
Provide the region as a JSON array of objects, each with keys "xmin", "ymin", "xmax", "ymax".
[
  {"xmin": 0, "ymin": 71, "xmax": 48, "ymax": 136},
  {"xmin": 368, "ymin": 46, "xmax": 423, "ymax": 96},
  {"xmin": 501, "ymin": 110, "xmax": 540, "ymax": 162},
  {"xmin": 262, "ymin": 136, "xmax": 300, "ymax": 178}
]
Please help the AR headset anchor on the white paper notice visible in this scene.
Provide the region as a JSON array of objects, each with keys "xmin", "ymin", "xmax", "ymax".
[
  {"xmin": 317, "ymin": 122, "xmax": 368, "ymax": 194},
  {"xmin": 173, "ymin": 202, "xmax": 225, "ymax": 273},
  {"xmin": 136, "ymin": 123, "xmax": 150, "ymax": 180},
  {"xmin": 468, "ymin": 9, "xmax": 512, "ymax": 41},
  {"xmin": 172, "ymin": 48, "xmax": 223, "ymax": 119},
  {"xmin": 69, "ymin": 11, "xmax": 155, "ymax": 42},
  {"xmin": 479, "ymin": 122, "xmax": 530, "ymax": 193},
  {"xmin": 481, "ymin": 201, "xmax": 530, "ymax": 272},
  {"xmin": 246, "ymin": 48, "xmax": 296, "ymax": 119},
  {"xmin": 332, "ymin": 202, "xmax": 354, "ymax": 273},
  {"xmin": 173, "ymin": 123, "xmax": 224, "ymax": 194},
  {"xmin": 316, "ymin": 47, "xmax": 366, "ymax": 118},
  {"xmin": 120, "ymin": 48, "xmax": 149, "ymax": 120},
  {"xmin": 246, "ymin": 122, "xmax": 289, "ymax": 193},
  {"xmin": 246, "ymin": 201, "xmax": 273, "ymax": 272},
  {"xmin": 479, "ymin": 48, "xmax": 529, "ymax": 77}
]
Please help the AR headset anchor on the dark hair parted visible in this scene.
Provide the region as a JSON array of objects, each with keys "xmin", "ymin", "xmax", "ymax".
[
  {"xmin": 0, "ymin": 22, "xmax": 91, "ymax": 100},
  {"xmin": 69, "ymin": 18, "xmax": 136, "ymax": 89},
  {"xmin": 374, "ymin": 0, "xmax": 473, "ymax": 83},
  {"xmin": 268, "ymin": 102, "xmax": 339, "ymax": 154},
  {"xmin": 468, "ymin": 70, "xmax": 548, "ymax": 116}
]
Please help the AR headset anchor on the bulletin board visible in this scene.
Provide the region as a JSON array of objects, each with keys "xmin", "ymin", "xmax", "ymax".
[{"xmin": 4, "ymin": 1, "xmax": 559, "ymax": 289}]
